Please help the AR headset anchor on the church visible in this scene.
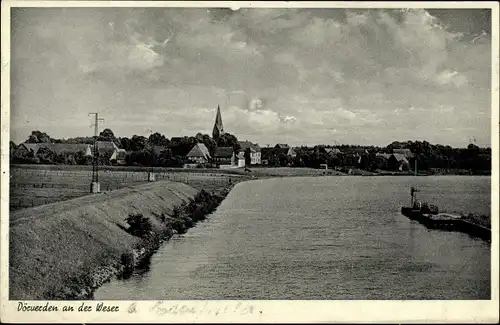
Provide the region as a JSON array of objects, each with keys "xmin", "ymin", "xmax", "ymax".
[
  {"xmin": 211, "ymin": 105, "xmax": 261, "ymax": 166},
  {"xmin": 212, "ymin": 105, "xmax": 224, "ymax": 141}
]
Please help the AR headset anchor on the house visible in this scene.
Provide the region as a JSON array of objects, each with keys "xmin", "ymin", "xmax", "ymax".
[
  {"xmin": 186, "ymin": 143, "xmax": 211, "ymax": 164},
  {"xmin": 346, "ymin": 147, "xmax": 369, "ymax": 156},
  {"xmin": 15, "ymin": 143, "xmax": 42, "ymax": 155},
  {"xmin": 260, "ymin": 147, "xmax": 297, "ymax": 165},
  {"xmin": 392, "ymin": 148, "xmax": 414, "ymax": 159},
  {"xmin": 274, "ymin": 144, "xmax": 290, "ymax": 149},
  {"xmin": 170, "ymin": 137, "xmax": 183, "ymax": 144},
  {"xmin": 391, "ymin": 153, "xmax": 409, "ymax": 171},
  {"xmin": 15, "ymin": 143, "xmax": 93, "ymax": 157},
  {"xmin": 282, "ymin": 147, "xmax": 297, "ymax": 158},
  {"xmin": 236, "ymin": 151, "xmax": 246, "ymax": 168},
  {"xmin": 110, "ymin": 148, "xmax": 127, "ymax": 165},
  {"xmin": 239, "ymin": 141, "xmax": 261, "ymax": 165},
  {"xmin": 213, "ymin": 147, "xmax": 234, "ymax": 166},
  {"xmin": 260, "ymin": 147, "xmax": 274, "ymax": 165},
  {"xmin": 344, "ymin": 147, "xmax": 369, "ymax": 165},
  {"xmin": 325, "ymin": 148, "xmax": 343, "ymax": 156},
  {"xmin": 376, "ymin": 153, "xmax": 409, "ymax": 171},
  {"xmin": 93, "ymin": 141, "xmax": 118, "ymax": 154}
]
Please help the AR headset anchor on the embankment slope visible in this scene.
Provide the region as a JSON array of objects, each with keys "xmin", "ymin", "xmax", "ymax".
[{"xmin": 9, "ymin": 181, "xmax": 199, "ymax": 300}]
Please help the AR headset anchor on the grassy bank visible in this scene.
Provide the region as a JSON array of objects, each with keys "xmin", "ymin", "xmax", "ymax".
[
  {"xmin": 9, "ymin": 180, "xmax": 234, "ymax": 300},
  {"xmin": 9, "ymin": 165, "xmax": 340, "ymax": 210},
  {"xmin": 10, "ymin": 166, "xmax": 245, "ymax": 210}
]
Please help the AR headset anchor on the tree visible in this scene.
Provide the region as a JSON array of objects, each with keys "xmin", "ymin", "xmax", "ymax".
[
  {"xmin": 217, "ymin": 133, "xmax": 240, "ymax": 152},
  {"xmin": 26, "ymin": 131, "xmax": 52, "ymax": 143},
  {"xmin": 12, "ymin": 147, "xmax": 37, "ymax": 164},
  {"xmin": 149, "ymin": 132, "xmax": 169, "ymax": 147},
  {"xmin": 9, "ymin": 141, "xmax": 17, "ymax": 153},
  {"xmin": 65, "ymin": 136, "xmax": 94, "ymax": 144},
  {"xmin": 200, "ymin": 134, "xmax": 217, "ymax": 157},
  {"xmin": 98, "ymin": 128, "xmax": 116, "ymax": 142},
  {"xmin": 278, "ymin": 153, "xmax": 291, "ymax": 167},
  {"xmin": 168, "ymin": 136, "xmax": 197, "ymax": 157},
  {"xmin": 36, "ymin": 147, "xmax": 57, "ymax": 164},
  {"xmin": 244, "ymin": 148, "xmax": 251, "ymax": 166},
  {"xmin": 119, "ymin": 137, "xmax": 132, "ymax": 151},
  {"xmin": 130, "ymin": 135, "xmax": 148, "ymax": 151},
  {"xmin": 26, "ymin": 135, "xmax": 39, "ymax": 143}
]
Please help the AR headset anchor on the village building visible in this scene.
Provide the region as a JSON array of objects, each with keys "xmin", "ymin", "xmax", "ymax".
[
  {"xmin": 376, "ymin": 153, "xmax": 409, "ymax": 171},
  {"xmin": 392, "ymin": 148, "xmax": 414, "ymax": 159},
  {"xmin": 261, "ymin": 147, "xmax": 297, "ymax": 165},
  {"xmin": 236, "ymin": 151, "xmax": 246, "ymax": 168},
  {"xmin": 213, "ymin": 146, "xmax": 246, "ymax": 168},
  {"xmin": 15, "ymin": 143, "xmax": 93, "ymax": 157},
  {"xmin": 14, "ymin": 141, "xmax": 126, "ymax": 164},
  {"xmin": 186, "ymin": 143, "xmax": 211, "ymax": 164},
  {"xmin": 212, "ymin": 105, "xmax": 225, "ymax": 142},
  {"xmin": 109, "ymin": 149, "xmax": 126, "ymax": 165},
  {"xmin": 325, "ymin": 148, "xmax": 343, "ymax": 156},
  {"xmin": 238, "ymin": 141, "xmax": 261, "ymax": 165},
  {"xmin": 169, "ymin": 137, "xmax": 184, "ymax": 144},
  {"xmin": 274, "ymin": 143, "xmax": 290, "ymax": 149},
  {"xmin": 213, "ymin": 147, "xmax": 234, "ymax": 166},
  {"xmin": 391, "ymin": 153, "xmax": 410, "ymax": 170}
]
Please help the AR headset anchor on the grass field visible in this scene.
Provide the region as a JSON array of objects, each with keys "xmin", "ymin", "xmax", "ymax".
[
  {"xmin": 9, "ymin": 165, "xmax": 345, "ymax": 211},
  {"xmin": 9, "ymin": 166, "xmax": 249, "ymax": 210}
]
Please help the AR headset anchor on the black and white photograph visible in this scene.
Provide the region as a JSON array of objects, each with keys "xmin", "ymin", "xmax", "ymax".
[{"xmin": 1, "ymin": 1, "xmax": 498, "ymax": 323}]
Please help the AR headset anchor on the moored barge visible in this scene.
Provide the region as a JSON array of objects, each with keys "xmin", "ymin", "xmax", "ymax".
[{"xmin": 401, "ymin": 187, "xmax": 491, "ymax": 242}]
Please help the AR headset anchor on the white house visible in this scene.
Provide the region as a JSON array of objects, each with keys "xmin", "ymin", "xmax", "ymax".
[
  {"xmin": 236, "ymin": 151, "xmax": 245, "ymax": 168},
  {"xmin": 239, "ymin": 141, "xmax": 261, "ymax": 165}
]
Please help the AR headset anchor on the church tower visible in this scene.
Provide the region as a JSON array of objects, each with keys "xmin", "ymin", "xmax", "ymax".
[{"xmin": 212, "ymin": 105, "xmax": 224, "ymax": 141}]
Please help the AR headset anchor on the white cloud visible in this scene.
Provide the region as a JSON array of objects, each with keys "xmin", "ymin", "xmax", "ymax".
[
  {"xmin": 10, "ymin": 8, "xmax": 491, "ymax": 147},
  {"xmin": 435, "ymin": 70, "xmax": 468, "ymax": 87}
]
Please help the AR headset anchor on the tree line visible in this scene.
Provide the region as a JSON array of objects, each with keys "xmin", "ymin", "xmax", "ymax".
[
  {"xmin": 10, "ymin": 131, "xmax": 491, "ymax": 173},
  {"xmin": 10, "ymin": 129, "xmax": 241, "ymax": 167},
  {"xmin": 262, "ymin": 141, "xmax": 491, "ymax": 174}
]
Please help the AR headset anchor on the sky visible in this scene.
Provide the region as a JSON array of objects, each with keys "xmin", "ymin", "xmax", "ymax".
[{"xmin": 10, "ymin": 6, "xmax": 493, "ymax": 147}]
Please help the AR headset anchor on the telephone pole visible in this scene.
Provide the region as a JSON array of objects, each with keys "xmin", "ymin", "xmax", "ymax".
[
  {"xmin": 146, "ymin": 128, "xmax": 155, "ymax": 182},
  {"xmin": 89, "ymin": 113, "xmax": 105, "ymax": 193}
]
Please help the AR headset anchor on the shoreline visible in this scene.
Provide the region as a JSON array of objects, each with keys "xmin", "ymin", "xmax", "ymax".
[
  {"xmin": 57, "ymin": 186, "xmax": 234, "ymax": 300},
  {"xmin": 8, "ymin": 180, "xmax": 238, "ymax": 300},
  {"xmin": 10, "ymin": 163, "xmax": 491, "ymax": 177}
]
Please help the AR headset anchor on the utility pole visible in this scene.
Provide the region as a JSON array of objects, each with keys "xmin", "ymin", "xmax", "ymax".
[
  {"xmin": 146, "ymin": 128, "xmax": 156, "ymax": 182},
  {"xmin": 89, "ymin": 113, "xmax": 104, "ymax": 193}
]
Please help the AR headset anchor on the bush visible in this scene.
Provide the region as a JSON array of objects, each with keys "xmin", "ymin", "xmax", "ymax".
[{"xmin": 125, "ymin": 213, "xmax": 153, "ymax": 238}]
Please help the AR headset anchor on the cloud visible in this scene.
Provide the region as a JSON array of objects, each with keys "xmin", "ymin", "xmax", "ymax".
[
  {"xmin": 435, "ymin": 70, "xmax": 468, "ymax": 87},
  {"xmin": 248, "ymin": 98, "xmax": 264, "ymax": 111},
  {"xmin": 10, "ymin": 8, "xmax": 492, "ymax": 147}
]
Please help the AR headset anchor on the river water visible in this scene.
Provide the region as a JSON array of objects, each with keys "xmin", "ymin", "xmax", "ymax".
[{"xmin": 95, "ymin": 176, "xmax": 491, "ymax": 300}]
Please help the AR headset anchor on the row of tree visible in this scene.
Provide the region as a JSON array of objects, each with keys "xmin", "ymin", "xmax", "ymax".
[
  {"xmin": 10, "ymin": 131, "xmax": 492, "ymax": 173},
  {"xmin": 262, "ymin": 141, "xmax": 491, "ymax": 173},
  {"xmin": 10, "ymin": 129, "xmax": 242, "ymax": 167}
]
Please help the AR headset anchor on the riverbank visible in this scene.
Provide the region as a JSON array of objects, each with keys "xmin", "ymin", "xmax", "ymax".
[{"xmin": 9, "ymin": 180, "xmax": 235, "ymax": 300}]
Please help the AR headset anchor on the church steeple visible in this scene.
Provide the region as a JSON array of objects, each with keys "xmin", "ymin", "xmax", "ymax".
[{"xmin": 212, "ymin": 105, "xmax": 224, "ymax": 141}]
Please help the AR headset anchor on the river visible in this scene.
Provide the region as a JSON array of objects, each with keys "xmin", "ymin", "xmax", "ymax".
[{"xmin": 94, "ymin": 176, "xmax": 491, "ymax": 300}]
